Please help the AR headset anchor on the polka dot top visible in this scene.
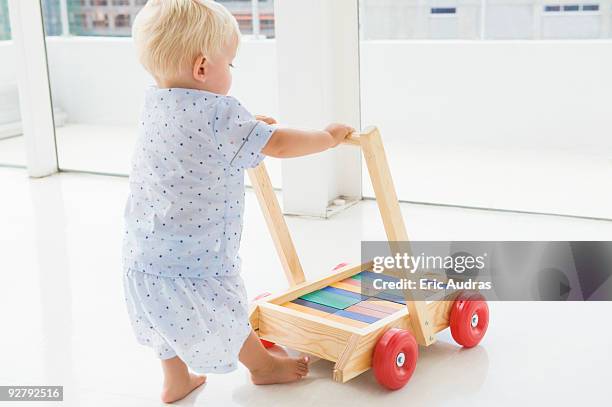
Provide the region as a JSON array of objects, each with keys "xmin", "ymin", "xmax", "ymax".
[{"xmin": 122, "ymin": 87, "xmax": 276, "ymax": 279}]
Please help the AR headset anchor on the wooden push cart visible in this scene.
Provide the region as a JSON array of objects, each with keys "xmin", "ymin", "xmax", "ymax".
[{"xmin": 247, "ymin": 126, "xmax": 489, "ymax": 390}]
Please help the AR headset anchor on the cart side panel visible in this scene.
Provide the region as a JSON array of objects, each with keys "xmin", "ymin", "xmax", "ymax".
[
  {"xmin": 428, "ymin": 299, "xmax": 453, "ymax": 334},
  {"xmin": 333, "ymin": 300, "xmax": 453, "ymax": 382},
  {"xmin": 258, "ymin": 302, "xmax": 356, "ymax": 362},
  {"xmin": 249, "ymin": 303, "xmax": 259, "ymax": 331},
  {"xmin": 333, "ymin": 312, "xmax": 412, "ymax": 383}
]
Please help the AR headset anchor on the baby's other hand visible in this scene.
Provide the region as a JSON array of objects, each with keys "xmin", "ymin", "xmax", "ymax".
[
  {"xmin": 324, "ymin": 123, "xmax": 355, "ymax": 147},
  {"xmin": 256, "ymin": 115, "xmax": 277, "ymax": 125}
]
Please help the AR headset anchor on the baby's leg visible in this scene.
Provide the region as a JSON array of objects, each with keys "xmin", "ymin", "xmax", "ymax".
[
  {"xmin": 239, "ymin": 330, "xmax": 309, "ymax": 384},
  {"xmin": 160, "ymin": 356, "xmax": 206, "ymax": 403}
]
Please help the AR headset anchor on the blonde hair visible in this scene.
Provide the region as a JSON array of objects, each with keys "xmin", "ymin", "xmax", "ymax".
[{"xmin": 133, "ymin": 0, "xmax": 240, "ymax": 79}]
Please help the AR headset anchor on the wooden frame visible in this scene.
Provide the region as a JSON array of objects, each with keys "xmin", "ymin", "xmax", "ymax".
[{"xmin": 247, "ymin": 126, "xmax": 453, "ymax": 383}]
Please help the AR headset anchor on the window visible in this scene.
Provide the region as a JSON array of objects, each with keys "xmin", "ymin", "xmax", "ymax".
[
  {"xmin": 114, "ymin": 13, "xmax": 130, "ymax": 28},
  {"xmin": 37, "ymin": 0, "xmax": 279, "ymax": 180},
  {"xmin": 37, "ymin": 0, "xmax": 275, "ymax": 38},
  {"xmin": 430, "ymin": 7, "xmax": 457, "ymax": 15},
  {"xmin": 583, "ymin": 4, "xmax": 600, "ymax": 11},
  {"xmin": 91, "ymin": 12, "xmax": 109, "ymax": 29},
  {"xmin": 361, "ymin": 0, "xmax": 612, "ymax": 40},
  {"xmin": 542, "ymin": 2, "xmax": 604, "ymax": 38},
  {"xmin": 544, "ymin": 3, "xmax": 603, "ymax": 13},
  {"xmin": 359, "ymin": 0, "xmax": 612, "ymax": 218},
  {"xmin": 0, "ymin": 0, "xmax": 10, "ymax": 41},
  {"xmin": 0, "ymin": 0, "xmax": 26, "ymax": 167}
]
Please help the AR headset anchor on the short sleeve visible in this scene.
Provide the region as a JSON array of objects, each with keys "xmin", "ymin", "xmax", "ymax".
[{"xmin": 212, "ymin": 96, "xmax": 276, "ymax": 169}]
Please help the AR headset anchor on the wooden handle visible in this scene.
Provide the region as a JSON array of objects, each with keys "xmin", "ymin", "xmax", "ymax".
[
  {"xmin": 342, "ymin": 134, "xmax": 361, "ymax": 146},
  {"xmin": 341, "ymin": 126, "xmax": 379, "ymax": 146}
]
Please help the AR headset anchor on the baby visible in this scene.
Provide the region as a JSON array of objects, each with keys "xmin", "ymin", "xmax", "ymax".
[{"xmin": 122, "ymin": 0, "xmax": 353, "ymax": 403}]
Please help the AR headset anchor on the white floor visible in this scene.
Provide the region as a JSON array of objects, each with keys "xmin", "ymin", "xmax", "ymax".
[
  {"xmin": 1, "ymin": 167, "xmax": 611, "ymax": 406},
  {"xmin": 377, "ymin": 139, "xmax": 612, "ymax": 219}
]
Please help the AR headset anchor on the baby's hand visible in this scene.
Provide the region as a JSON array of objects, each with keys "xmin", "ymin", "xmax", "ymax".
[
  {"xmin": 256, "ymin": 115, "xmax": 277, "ymax": 125},
  {"xmin": 324, "ymin": 123, "xmax": 355, "ymax": 147}
]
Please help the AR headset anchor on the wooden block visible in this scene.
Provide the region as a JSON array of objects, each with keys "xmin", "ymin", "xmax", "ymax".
[
  {"xmin": 284, "ymin": 301, "xmax": 334, "ymax": 319},
  {"xmin": 321, "ymin": 286, "xmax": 366, "ymax": 300},
  {"xmin": 325, "ymin": 313, "xmax": 370, "ymax": 328},
  {"xmin": 330, "ymin": 281, "xmax": 362, "ymax": 294},
  {"xmin": 361, "ymin": 298, "xmax": 405, "ymax": 312},
  {"xmin": 373, "ymin": 291, "xmax": 406, "ymax": 305},
  {"xmin": 300, "ymin": 289, "xmax": 361, "ymax": 310},
  {"xmin": 345, "ymin": 304, "xmax": 390, "ymax": 319},
  {"xmin": 334, "ymin": 309, "xmax": 380, "ymax": 324},
  {"xmin": 360, "ymin": 270, "xmax": 399, "ymax": 281},
  {"xmin": 341, "ymin": 277, "xmax": 361, "ymax": 287},
  {"xmin": 291, "ymin": 298, "xmax": 337, "ymax": 314}
]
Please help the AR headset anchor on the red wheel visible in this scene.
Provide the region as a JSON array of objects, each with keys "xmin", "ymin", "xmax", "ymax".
[
  {"xmin": 253, "ymin": 292, "xmax": 275, "ymax": 349},
  {"xmin": 332, "ymin": 262, "xmax": 350, "ymax": 271},
  {"xmin": 372, "ymin": 328, "xmax": 418, "ymax": 390},
  {"xmin": 450, "ymin": 292, "xmax": 489, "ymax": 348}
]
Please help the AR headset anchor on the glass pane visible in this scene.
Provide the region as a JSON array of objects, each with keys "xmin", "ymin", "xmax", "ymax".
[
  {"xmin": 360, "ymin": 0, "xmax": 612, "ymax": 40},
  {"xmin": 0, "ymin": 0, "xmax": 27, "ymax": 167},
  {"xmin": 359, "ymin": 0, "xmax": 612, "ymax": 219},
  {"xmin": 41, "ymin": 0, "xmax": 280, "ymax": 186}
]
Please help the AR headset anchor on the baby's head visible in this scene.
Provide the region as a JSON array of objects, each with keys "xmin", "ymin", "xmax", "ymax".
[{"xmin": 133, "ymin": 0, "xmax": 240, "ymax": 94}]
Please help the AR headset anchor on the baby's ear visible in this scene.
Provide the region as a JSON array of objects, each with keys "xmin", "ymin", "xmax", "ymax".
[{"xmin": 192, "ymin": 55, "xmax": 207, "ymax": 83}]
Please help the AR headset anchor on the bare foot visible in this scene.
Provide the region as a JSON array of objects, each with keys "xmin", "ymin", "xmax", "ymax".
[
  {"xmin": 160, "ymin": 372, "xmax": 206, "ymax": 404},
  {"xmin": 250, "ymin": 355, "xmax": 309, "ymax": 385}
]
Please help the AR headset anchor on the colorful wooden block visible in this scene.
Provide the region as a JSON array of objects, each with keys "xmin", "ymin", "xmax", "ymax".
[
  {"xmin": 340, "ymin": 277, "xmax": 361, "ymax": 287},
  {"xmin": 330, "ymin": 281, "xmax": 362, "ymax": 294},
  {"xmin": 284, "ymin": 301, "xmax": 334, "ymax": 318},
  {"xmin": 324, "ymin": 313, "xmax": 370, "ymax": 328},
  {"xmin": 291, "ymin": 298, "xmax": 337, "ymax": 314},
  {"xmin": 361, "ymin": 298, "xmax": 405, "ymax": 312},
  {"xmin": 321, "ymin": 286, "xmax": 366, "ymax": 300},
  {"xmin": 345, "ymin": 303, "xmax": 390, "ymax": 319},
  {"xmin": 360, "ymin": 270, "xmax": 401, "ymax": 283},
  {"xmin": 300, "ymin": 289, "xmax": 362, "ymax": 310},
  {"xmin": 373, "ymin": 291, "xmax": 406, "ymax": 305},
  {"xmin": 334, "ymin": 309, "xmax": 380, "ymax": 324}
]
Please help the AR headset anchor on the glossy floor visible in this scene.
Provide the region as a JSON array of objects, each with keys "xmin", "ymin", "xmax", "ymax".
[{"xmin": 1, "ymin": 168, "xmax": 611, "ymax": 406}]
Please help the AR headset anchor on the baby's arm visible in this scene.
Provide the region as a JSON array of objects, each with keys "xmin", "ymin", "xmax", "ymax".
[{"xmin": 261, "ymin": 123, "xmax": 354, "ymax": 159}]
